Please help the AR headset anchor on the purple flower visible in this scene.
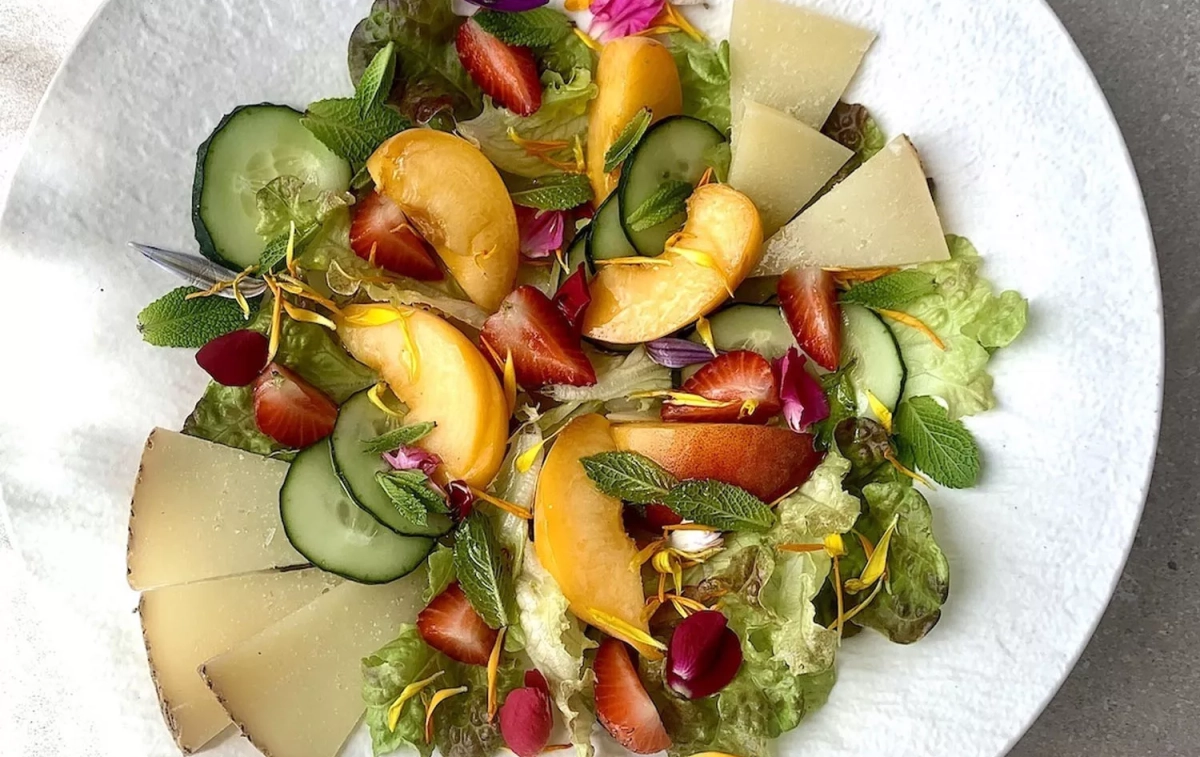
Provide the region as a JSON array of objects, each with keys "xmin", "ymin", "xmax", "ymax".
[
  {"xmin": 516, "ymin": 206, "xmax": 567, "ymax": 260},
  {"xmin": 384, "ymin": 446, "xmax": 442, "ymax": 477},
  {"xmin": 775, "ymin": 347, "xmax": 830, "ymax": 432},
  {"xmin": 645, "ymin": 338, "xmax": 720, "ymax": 369},
  {"xmin": 589, "ymin": 0, "xmax": 664, "ymax": 42}
]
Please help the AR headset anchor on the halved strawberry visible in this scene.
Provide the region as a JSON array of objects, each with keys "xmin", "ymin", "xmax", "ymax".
[
  {"xmin": 252, "ymin": 364, "xmax": 338, "ymax": 448},
  {"xmin": 777, "ymin": 267, "xmax": 841, "ymax": 371},
  {"xmin": 661, "ymin": 350, "xmax": 781, "ymax": 424},
  {"xmin": 643, "ymin": 503, "xmax": 684, "ymax": 528},
  {"xmin": 350, "ymin": 190, "xmax": 443, "ymax": 281},
  {"xmin": 417, "ymin": 582, "xmax": 499, "ymax": 666},
  {"xmin": 593, "ymin": 638, "xmax": 672, "ymax": 755},
  {"xmin": 455, "ymin": 19, "xmax": 542, "ymax": 117},
  {"xmin": 481, "ymin": 285, "xmax": 597, "ymax": 388}
]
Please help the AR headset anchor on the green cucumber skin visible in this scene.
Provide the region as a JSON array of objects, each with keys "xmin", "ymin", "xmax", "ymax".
[
  {"xmin": 688, "ymin": 304, "xmax": 797, "ymax": 360},
  {"xmin": 841, "ymin": 304, "xmax": 907, "ymax": 415},
  {"xmin": 587, "ymin": 194, "xmax": 638, "ymax": 263}
]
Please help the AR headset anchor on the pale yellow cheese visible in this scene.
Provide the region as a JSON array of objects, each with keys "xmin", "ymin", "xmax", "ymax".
[
  {"xmin": 140, "ymin": 569, "xmax": 341, "ymax": 753},
  {"xmin": 729, "ymin": 0, "xmax": 876, "ymax": 132},
  {"xmin": 127, "ymin": 429, "xmax": 306, "ymax": 591},
  {"xmin": 729, "ymin": 100, "xmax": 854, "ymax": 237},
  {"xmin": 201, "ymin": 574, "xmax": 426, "ymax": 757},
  {"xmin": 755, "ymin": 136, "xmax": 951, "ymax": 275}
]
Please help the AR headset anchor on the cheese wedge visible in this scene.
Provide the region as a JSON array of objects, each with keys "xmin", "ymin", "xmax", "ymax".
[
  {"xmin": 755, "ymin": 136, "xmax": 951, "ymax": 275},
  {"xmin": 201, "ymin": 574, "xmax": 425, "ymax": 757},
  {"xmin": 729, "ymin": 0, "xmax": 875, "ymax": 132},
  {"xmin": 729, "ymin": 100, "xmax": 854, "ymax": 237},
  {"xmin": 140, "ymin": 569, "xmax": 341, "ymax": 752},
  {"xmin": 127, "ymin": 429, "xmax": 306, "ymax": 591}
]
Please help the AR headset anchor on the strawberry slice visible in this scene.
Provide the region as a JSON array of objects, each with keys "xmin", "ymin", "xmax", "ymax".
[
  {"xmin": 661, "ymin": 350, "xmax": 781, "ymax": 425},
  {"xmin": 252, "ymin": 363, "xmax": 338, "ymax": 448},
  {"xmin": 777, "ymin": 267, "xmax": 841, "ymax": 371},
  {"xmin": 593, "ymin": 638, "xmax": 672, "ymax": 755},
  {"xmin": 350, "ymin": 190, "xmax": 443, "ymax": 281},
  {"xmin": 417, "ymin": 582, "xmax": 499, "ymax": 666},
  {"xmin": 455, "ymin": 19, "xmax": 542, "ymax": 117},
  {"xmin": 481, "ymin": 285, "xmax": 597, "ymax": 388}
]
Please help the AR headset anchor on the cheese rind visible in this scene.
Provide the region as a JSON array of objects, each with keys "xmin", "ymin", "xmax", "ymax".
[
  {"xmin": 755, "ymin": 136, "xmax": 951, "ymax": 275},
  {"xmin": 729, "ymin": 100, "xmax": 854, "ymax": 237},
  {"xmin": 729, "ymin": 0, "xmax": 875, "ymax": 131},
  {"xmin": 140, "ymin": 569, "xmax": 341, "ymax": 752},
  {"xmin": 201, "ymin": 574, "xmax": 425, "ymax": 757},
  {"xmin": 127, "ymin": 430, "xmax": 307, "ymax": 590}
]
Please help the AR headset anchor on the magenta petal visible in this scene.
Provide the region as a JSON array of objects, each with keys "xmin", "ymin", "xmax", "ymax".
[
  {"xmin": 645, "ymin": 338, "xmax": 719, "ymax": 369},
  {"xmin": 524, "ymin": 669, "xmax": 550, "ymax": 695},
  {"xmin": 499, "ymin": 687, "xmax": 553, "ymax": 757},
  {"xmin": 665, "ymin": 610, "xmax": 742, "ymax": 700},
  {"xmin": 552, "ymin": 265, "xmax": 591, "ymax": 333},
  {"xmin": 383, "ymin": 445, "xmax": 443, "ymax": 477},
  {"xmin": 589, "ymin": 0, "xmax": 664, "ymax": 41},
  {"xmin": 673, "ymin": 628, "xmax": 743, "ymax": 699},
  {"xmin": 195, "ymin": 330, "xmax": 269, "ymax": 387},
  {"xmin": 445, "ymin": 479, "xmax": 475, "ymax": 521},
  {"xmin": 516, "ymin": 206, "xmax": 567, "ymax": 260},
  {"xmin": 775, "ymin": 347, "xmax": 831, "ymax": 433}
]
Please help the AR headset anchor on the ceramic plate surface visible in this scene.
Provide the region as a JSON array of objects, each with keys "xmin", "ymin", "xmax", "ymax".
[{"xmin": 0, "ymin": 0, "xmax": 1162, "ymax": 755}]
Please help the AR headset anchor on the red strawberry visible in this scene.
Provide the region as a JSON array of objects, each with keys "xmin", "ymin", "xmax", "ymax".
[
  {"xmin": 481, "ymin": 286, "xmax": 597, "ymax": 388},
  {"xmin": 350, "ymin": 190, "xmax": 443, "ymax": 281},
  {"xmin": 661, "ymin": 350, "xmax": 781, "ymax": 424},
  {"xmin": 417, "ymin": 583, "xmax": 499, "ymax": 666},
  {"xmin": 252, "ymin": 364, "xmax": 338, "ymax": 448},
  {"xmin": 455, "ymin": 20, "xmax": 542, "ymax": 117},
  {"xmin": 777, "ymin": 267, "xmax": 841, "ymax": 371},
  {"xmin": 643, "ymin": 503, "xmax": 684, "ymax": 528},
  {"xmin": 593, "ymin": 638, "xmax": 672, "ymax": 755}
]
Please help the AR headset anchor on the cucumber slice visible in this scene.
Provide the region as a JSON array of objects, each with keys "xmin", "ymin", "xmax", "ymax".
[
  {"xmin": 280, "ymin": 441, "xmax": 434, "ymax": 584},
  {"xmin": 618, "ymin": 116, "xmax": 727, "ymax": 256},
  {"xmin": 193, "ymin": 104, "xmax": 352, "ymax": 269},
  {"xmin": 330, "ymin": 390, "xmax": 453, "ymax": 538},
  {"xmin": 566, "ymin": 228, "xmax": 591, "ymax": 275},
  {"xmin": 588, "ymin": 194, "xmax": 637, "ymax": 262},
  {"xmin": 841, "ymin": 304, "xmax": 907, "ymax": 419},
  {"xmin": 687, "ymin": 304, "xmax": 797, "ymax": 360}
]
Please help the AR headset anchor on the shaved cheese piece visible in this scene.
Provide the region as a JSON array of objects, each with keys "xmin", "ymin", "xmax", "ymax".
[
  {"xmin": 755, "ymin": 136, "xmax": 951, "ymax": 276},
  {"xmin": 729, "ymin": 100, "xmax": 853, "ymax": 236},
  {"xmin": 729, "ymin": 0, "xmax": 875, "ymax": 131},
  {"xmin": 127, "ymin": 430, "xmax": 306, "ymax": 591},
  {"xmin": 201, "ymin": 574, "xmax": 425, "ymax": 757},
  {"xmin": 139, "ymin": 569, "xmax": 340, "ymax": 752}
]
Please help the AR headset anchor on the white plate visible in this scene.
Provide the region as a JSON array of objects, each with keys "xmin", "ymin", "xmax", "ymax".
[{"xmin": 0, "ymin": 0, "xmax": 1162, "ymax": 755}]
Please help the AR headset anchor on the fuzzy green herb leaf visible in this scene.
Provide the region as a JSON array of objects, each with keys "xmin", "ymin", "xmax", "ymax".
[
  {"xmin": 376, "ymin": 470, "xmax": 450, "ymax": 526},
  {"xmin": 356, "ymin": 41, "xmax": 397, "ymax": 118},
  {"xmin": 137, "ymin": 287, "xmax": 254, "ymax": 348},
  {"xmin": 580, "ymin": 451, "xmax": 679, "ymax": 505},
  {"xmin": 661, "ymin": 480, "xmax": 776, "ymax": 532},
  {"xmin": 510, "ymin": 173, "xmax": 593, "ymax": 210},
  {"xmin": 840, "ymin": 270, "xmax": 937, "ymax": 309},
  {"xmin": 474, "ymin": 8, "xmax": 571, "ymax": 47},
  {"xmin": 893, "ymin": 396, "xmax": 981, "ymax": 488},
  {"xmin": 301, "ymin": 97, "xmax": 411, "ymax": 166},
  {"xmin": 627, "ymin": 179, "xmax": 692, "ymax": 232},
  {"xmin": 603, "ymin": 108, "xmax": 652, "ymax": 173},
  {"xmin": 453, "ymin": 512, "xmax": 512, "ymax": 629},
  {"xmin": 362, "ymin": 421, "xmax": 437, "ymax": 454}
]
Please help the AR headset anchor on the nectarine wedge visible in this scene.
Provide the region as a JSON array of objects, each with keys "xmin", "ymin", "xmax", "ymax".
[
  {"xmin": 338, "ymin": 305, "xmax": 508, "ymax": 488},
  {"xmin": 610, "ymin": 422, "xmax": 823, "ymax": 502},
  {"xmin": 367, "ymin": 130, "xmax": 519, "ymax": 311},
  {"xmin": 534, "ymin": 415, "xmax": 661, "ymax": 659},
  {"xmin": 582, "ymin": 184, "xmax": 764, "ymax": 344}
]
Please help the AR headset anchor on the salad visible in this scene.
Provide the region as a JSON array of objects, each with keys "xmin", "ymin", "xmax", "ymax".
[{"xmin": 127, "ymin": 0, "xmax": 1029, "ymax": 756}]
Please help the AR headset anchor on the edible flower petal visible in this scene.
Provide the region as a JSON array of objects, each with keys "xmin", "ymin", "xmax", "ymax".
[
  {"xmin": 386, "ymin": 671, "xmax": 445, "ymax": 732},
  {"xmin": 589, "ymin": 0, "xmax": 665, "ymax": 42},
  {"xmin": 487, "ymin": 627, "xmax": 507, "ymax": 721},
  {"xmin": 516, "ymin": 207, "xmax": 568, "ymax": 260},
  {"xmin": 384, "ymin": 446, "xmax": 442, "ymax": 477},
  {"xmin": 845, "ymin": 516, "xmax": 899, "ymax": 594},
  {"xmin": 665, "ymin": 610, "xmax": 743, "ymax": 699},
  {"xmin": 552, "ymin": 265, "xmax": 592, "ymax": 333},
  {"xmin": 425, "ymin": 686, "xmax": 469, "ymax": 742},
  {"xmin": 645, "ymin": 338, "xmax": 719, "ymax": 369},
  {"xmin": 462, "ymin": 0, "xmax": 550, "ymax": 10},
  {"xmin": 499, "ymin": 685, "xmax": 554, "ymax": 757},
  {"xmin": 774, "ymin": 347, "xmax": 830, "ymax": 433}
]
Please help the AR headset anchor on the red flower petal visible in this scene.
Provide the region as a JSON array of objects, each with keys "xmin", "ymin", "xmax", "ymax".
[
  {"xmin": 665, "ymin": 611, "xmax": 743, "ymax": 700},
  {"xmin": 499, "ymin": 687, "xmax": 553, "ymax": 757}
]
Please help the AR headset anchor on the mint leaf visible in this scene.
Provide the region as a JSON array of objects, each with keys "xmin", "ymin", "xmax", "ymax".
[
  {"xmin": 453, "ymin": 512, "xmax": 512, "ymax": 629},
  {"xmin": 661, "ymin": 480, "xmax": 776, "ymax": 532},
  {"xmin": 376, "ymin": 470, "xmax": 449, "ymax": 526},
  {"xmin": 580, "ymin": 451, "xmax": 678, "ymax": 505},
  {"xmin": 362, "ymin": 421, "xmax": 437, "ymax": 454},
  {"xmin": 603, "ymin": 108, "xmax": 652, "ymax": 173},
  {"xmin": 356, "ymin": 41, "xmax": 397, "ymax": 118},
  {"xmin": 301, "ymin": 97, "xmax": 411, "ymax": 165},
  {"xmin": 474, "ymin": 8, "xmax": 571, "ymax": 47},
  {"xmin": 840, "ymin": 270, "xmax": 936, "ymax": 309},
  {"xmin": 627, "ymin": 179, "xmax": 691, "ymax": 232},
  {"xmin": 892, "ymin": 396, "xmax": 981, "ymax": 488},
  {"xmin": 510, "ymin": 173, "xmax": 592, "ymax": 210},
  {"xmin": 137, "ymin": 287, "xmax": 254, "ymax": 348}
]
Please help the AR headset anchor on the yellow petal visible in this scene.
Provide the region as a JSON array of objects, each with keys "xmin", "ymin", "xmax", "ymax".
[
  {"xmin": 341, "ymin": 305, "xmax": 406, "ymax": 327},
  {"xmin": 662, "ymin": 523, "xmax": 720, "ymax": 533},
  {"xmin": 845, "ymin": 516, "xmax": 899, "ymax": 594},
  {"xmin": 668, "ymin": 246, "xmax": 733, "ymax": 297},
  {"xmin": 515, "ymin": 438, "xmax": 545, "ymax": 474},
  {"xmin": 502, "ymin": 350, "xmax": 518, "ymax": 417},
  {"xmin": 737, "ymin": 398, "xmax": 759, "ymax": 419},
  {"xmin": 565, "ymin": 0, "xmax": 591, "ymax": 9},
  {"xmin": 660, "ymin": 2, "xmax": 704, "ymax": 41},
  {"xmin": 285, "ymin": 221, "xmax": 299, "ymax": 277},
  {"xmin": 282, "ymin": 300, "xmax": 337, "ymax": 330},
  {"xmin": 587, "ymin": 609, "xmax": 667, "ymax": 652},
  {"xmin": 884, "ymin": 450, "xmax": 934, "ymax": 489},
  {"xmin": 831, "ymin": 556, "xmax": 845, "ymax": 640},
  {"xmin": 823, "ymin": 533, "xmax": 847, "ymax": 558},
  {"xmin": 368, "ymin": 382, "xmax": 407, "ymax": 419},
  {"xmin": 487, "ymin": 627, "xmax": 506, "ymax": 722},
  {"xmin": 877, "ymin": 309, "xmax": 946, "ymax": 350},
  {"xmin": 573, "ymin": 26, "xmax": 601, "ymax": 51},
  {"xmin": 866, "ymin": 391, "xmax": 894, "ymax": 433},
  {"xmin": 386, "ymin": 671, "xmax": 445, "ymax": 732},
  {"xmin": 425, "ymin": 686, "xmax": 469, "ymax": 743},
  {"xmin": 829, "ymin": 578, "xmax": 884, "ymax": 629},
  {"xmin": 266, "ymin": 280, "xmax": 283, "ymax": 364},
  {"xmin": 778, "ymin": 542, "xmax": 825, "ymax": 554},
  {"xmin": 695, "ymin": 314, "xmax": 717, "ymax": 356},
  {"xmin": 470, "ymin": 487, "xmax": 532, "ymax": 520},
  {"xmin": 631, "ymin": 538, "xmax": 666, "ymax": 570},
  {"xmin": 594, "ymin": 256, "xmax": 673, "ymax": 268}
]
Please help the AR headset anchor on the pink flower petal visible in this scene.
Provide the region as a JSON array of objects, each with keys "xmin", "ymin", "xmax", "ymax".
[
  {"xmin": 665, "ymin": 610, "xmax": 743, "ymax": 699},
  {"xmin": 552, "ymin": 265, "xmax": 591, "ymax": 333},
  {"xmin": 499, "ymin": 687, "xmax": 553, "ymax": 757},
  {"xmin": 516, "ymin": 206, "xmax": 567, "ymax": 260},
  {"xmin": 589, "ymin": 0, "xmax": 664, "ymax": 41},
  {"xmin": 775, "ymin": 347, "xmax": 831, "ymax": 433},
  {"xmin": 383, "ymin": 445, "xmax": 443, "ymax": 477}
]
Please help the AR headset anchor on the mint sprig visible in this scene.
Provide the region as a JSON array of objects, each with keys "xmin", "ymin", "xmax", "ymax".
[
  {"xmin": 627, "ymin": 179, "xmax": 692, "ymax": 232},
  {"xmin": 137, "ymin": 287, "xmax": 255, "ymax": 348},
  {"xmin": 473, "ymin": 8, "xmax": 571, "ymax": 47},
  {"xmin": 510, "ymin": 173, "xmax": 592, "ymax": 211},
  {"xmin": 362, "ymin": 422, "xmax": 437, "ymax": 454},
  {"xmin": 581, "ymin": 452, "xmax": 678, "ymax": 505},
  {"xmin": 893, "ymin": 396, "xmax": 981, "ymax": 489},
  {"xmin": 840, "ymin": 271, "xmax": 936, "ymax": 310},
  {"xmin": 376, "ymin": 470, "xmax": 449, "ymax": 527},
  {"xmin": 302, "ymin": 98, "xmax": 411, "ymax": 166},
  {"xmin": 356, "ymin": 42, "xmax": 397, "ymax": 118},
  {"xmin": 603, "ymin": 108, "xmax": 652, "ymax": 174},
  {"xmin": 453, "ymin": 512, "xmax": 513, "ymax": 629}
]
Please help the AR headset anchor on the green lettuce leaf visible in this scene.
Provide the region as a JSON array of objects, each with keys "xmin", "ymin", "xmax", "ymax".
[
  {"xmin": 821, "ymin": 102, "xmax": 888, "ymax": 181},
  {"xmin": 895, "ymin": 235, "xmax": 1029, "ymax": 418},
  {"xmin": 542, "ymin": 346, "xmax": 672, "ymax": 403},
  {"xmin": 773, "ymin": 450, "xmax": 861, "ymax": 539},
  {"xmin": 666, "ymin": 33, "xmax": 731, "ymax": 133},
  {"xmin": 458, "ymin": 69, "xmax": 598, "ymax": 178},
  {"xmin": 424, "ymin": 543, "xmax": 456, "ymax": 602},
  {"xmin": 538, "ymin": 31, "xmax": 594, "ymax": 79},
  {"xmin": 255, "ymin": 175, "xmax": 352, "ymax": 241},
  {"xmin": 362, "ymin": 625, "xmax": 438, "ymax": 757},
  {"xmin": 433, "ymin": 658, "xmax": 523, "ymax": 757}
]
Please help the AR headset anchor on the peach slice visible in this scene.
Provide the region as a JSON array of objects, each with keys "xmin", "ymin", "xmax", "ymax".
[
  {"xmin": 367, "ymin": 130, "xmax": 519, "ymax": 311},
  {"xmin": 582, "ymin": 183, "xmax": 764, "ymax": 344},
  {"xmin": 610, "ymin": 422, "xmax": 823, "ymax": 502},
  {"xmin": 586, "ymin": 37, "xmax": 683, "ymax": 203},
  {"xmin": 534, "ymin": 415, "xmax": 661, "ymax": 659},
  {"xmin": 338, "ymin": 304, "xmax": 508, "ymax": 488}
]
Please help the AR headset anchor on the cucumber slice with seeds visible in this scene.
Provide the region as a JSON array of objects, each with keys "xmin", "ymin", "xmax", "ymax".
[
  {"xmin": 687, "ymin": 304, "xmax": 797, "ymax": 360},
  {"xmin": 841, "ymin": 304, "xmax": 906, "ymax": 419}
]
